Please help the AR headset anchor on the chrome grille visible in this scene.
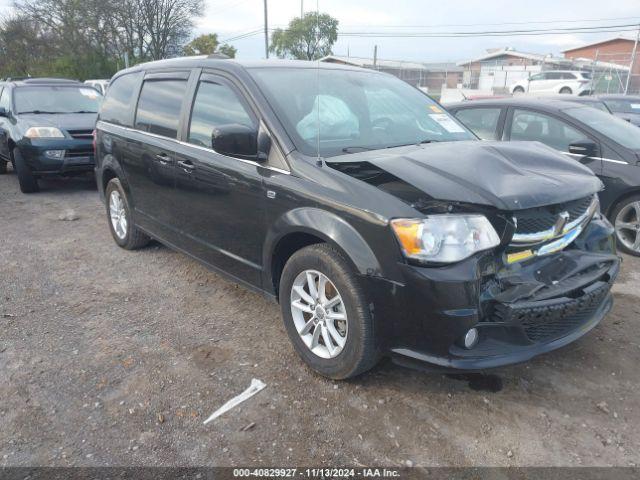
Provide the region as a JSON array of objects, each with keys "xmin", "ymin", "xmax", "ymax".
[{"xmin": 511, "ymin": 195, "xmax": 598, "ymax": 246}]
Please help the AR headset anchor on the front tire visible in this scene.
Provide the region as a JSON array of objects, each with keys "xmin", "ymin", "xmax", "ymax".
[
  {"xmin": 13, "ymin": 148, "xmax": 39, "ymax": 193},
  {"xmin": 611, "ymin": 195, "xmax": 640, "ymax": 256},
  {"xmin": 279, "ymin": 243, "xmax": 379, "ymax": 379},
  {"xmin": 105, "ymin": 178, "xmax": 150, "ymax": 250},
  {"xmin": 513, "ymin": 86, "xmax": 525, "ymax": 94},
  {"xmin": 0, "ymin": 160, "xmax": 6, "ymax": 174}
]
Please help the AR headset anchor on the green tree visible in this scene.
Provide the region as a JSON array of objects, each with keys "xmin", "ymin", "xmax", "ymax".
[
  {"xmin": 269, "ymin": 12, "xmax": 338, "ymax": 60},
  {"xmin": 183, "ymin": 33, "xmax": 236, "ymax": 58}
]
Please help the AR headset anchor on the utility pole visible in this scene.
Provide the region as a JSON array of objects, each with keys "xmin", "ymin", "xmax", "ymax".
[
  {"xmin": 301, "ymin": 0, "xmax": 303, "ymax": 18},
  {"xmin": 624, "ymin": 25, "xmax": 640, "ymax": 95},
  {"xmin": 373, "ymin": 45, "xmax": 378, "ymax": 69},
  {"xmin": 263, "ymin": 0, "xmax": 269, "ymax": 59}
]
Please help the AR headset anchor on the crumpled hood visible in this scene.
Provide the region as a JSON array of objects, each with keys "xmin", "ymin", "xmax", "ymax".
[
  {"xmin": 330, "ymin": 140, "xmax": 603, "ymax": 211},
  {"xmin": 17, "ymin": 113, "xmax": 98, "ymax": 133}
]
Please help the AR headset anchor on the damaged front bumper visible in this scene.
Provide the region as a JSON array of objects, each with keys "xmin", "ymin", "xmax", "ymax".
[{"xmin": 366, "ymin": 216, "xmax": 619, "ymax": 371}]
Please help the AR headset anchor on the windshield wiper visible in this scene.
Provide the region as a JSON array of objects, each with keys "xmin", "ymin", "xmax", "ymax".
[
  {"xmin": 342, "ymin": 139, "xmax": 439, "ymax": 154},
  {"xmin": 18, "ymin": 110, "xmax": 59, "ymax": 114},
  {"xmin": 387, "ymin": 139, "xmax": 439, "ymax": 149},
  {"xmin": 341, "ymin": 146, "xmax": 376, "ymax": 154}
]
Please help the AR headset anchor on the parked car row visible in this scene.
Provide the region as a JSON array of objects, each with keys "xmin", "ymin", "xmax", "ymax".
[{"xmin": 0, "ymin": 60, "xmax": 626, "ymax": 380}]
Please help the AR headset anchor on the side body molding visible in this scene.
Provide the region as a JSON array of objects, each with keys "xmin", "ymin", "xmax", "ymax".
[{"xmin": 262, "ymin": 207, "xmax": 384, "ymax": 294}]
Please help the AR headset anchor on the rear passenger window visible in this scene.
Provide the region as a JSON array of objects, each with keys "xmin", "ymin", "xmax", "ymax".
[
  {"xmin": 454, "ymin": 108, "xmax": 501, "ymax": 140},
  {"xmin": 135, "ymin": 79, "xmax": 188, "ymax": 139},
  {"xmin": 100, "ymin": 72, "xmax": 142, "ymax": 126},
  {"xmin": 187, "ymin": 81, "xmax": 255, "ymax": 148}
]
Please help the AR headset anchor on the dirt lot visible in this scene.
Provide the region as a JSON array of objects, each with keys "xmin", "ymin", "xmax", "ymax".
[{"xmin": 1, "ymin": 168, "xmax": 640, "ymax": 468}]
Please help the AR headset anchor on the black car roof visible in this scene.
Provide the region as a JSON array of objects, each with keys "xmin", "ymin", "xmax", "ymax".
[
  {"xmin": 446, "ymin": 97, "xmax": 593, "ymax": 112},
  {"xmin": 113, "ymin": 56, "xmax": 378, "ymax": 80}
]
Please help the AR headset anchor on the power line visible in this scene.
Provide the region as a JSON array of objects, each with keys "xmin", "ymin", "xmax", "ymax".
[
  {"xmin": 338, "ymin": 15, "xmax": 640, "ymax": 29},
  {"xmin": 336, "ymin": 28, "xmax": 639, "ymax": 38},
  {"xmin": 336, "ymin": 22, "xmax": 640, "ymax": 37}
]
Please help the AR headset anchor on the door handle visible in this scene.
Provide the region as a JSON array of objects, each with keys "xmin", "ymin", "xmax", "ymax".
[
  {"xmin": 155, "ymin": 153, "xmax": 171, "ymax": 165},
  {"xmin": 177, "ymin": 160, "xmax": 196, "ymax": 173}
]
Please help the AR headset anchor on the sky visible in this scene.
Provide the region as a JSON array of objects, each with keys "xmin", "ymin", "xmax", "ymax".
[{"xmin": 1, "ymin": 0, "xmax": 639, "ymax": 63}]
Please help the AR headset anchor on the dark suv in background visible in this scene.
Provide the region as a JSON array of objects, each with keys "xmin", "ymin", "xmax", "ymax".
[
  {"xmin": 0, "ymin": 78, "xmax": 102, "ymax": 193},
  {"xmin": 95, "ymin": 58, "xmax": 618, "ymax": 378}
]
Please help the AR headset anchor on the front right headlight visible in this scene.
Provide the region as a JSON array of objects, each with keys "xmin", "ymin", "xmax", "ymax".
[{"xmin": 391, "ymin": 214, "xmax": 500, "ymax": 264}]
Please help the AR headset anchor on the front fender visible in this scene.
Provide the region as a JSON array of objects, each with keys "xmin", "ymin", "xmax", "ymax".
[{"xmin": 263, "ymin": 207, "xmax": 384, "ymax": 283}]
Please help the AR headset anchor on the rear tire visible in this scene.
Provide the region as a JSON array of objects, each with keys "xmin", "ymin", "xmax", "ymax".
[
  {"xmin": 0, "ymin": 160, "xmax": 6, "ymax": 174},
  {"xmin": 279, "ymin": 243, "xmax": 379, "ymax": 379},
  {"xmin": 13, "ymin": 148, "xmax": 39, "ymax": 193},
  {"xmin": 513, "ymin": 86, "xmax": 525, "ymax": 94},
  {"xmin": 105, "ymin": 177, "xmax": 150, "ymax": 250},
  {"xmin": 559, "ymin": 87, "xmax": 573, "ymax": 94}
]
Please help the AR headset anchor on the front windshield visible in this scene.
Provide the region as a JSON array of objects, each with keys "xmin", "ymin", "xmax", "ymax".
[
  {"xmin": 603, "ymin": 99, "xmax": 640, "ymax": 114},
  {"xmin": 564, "ymin": 106, "xmax": 640, "ymax": 150},
  {"xmin": 250, "ymin": 67, "xmax": 475, "ymax": 157},
  {"xmin": 15, "ymin": 86, "xmax": 102, "ymax": 114}
]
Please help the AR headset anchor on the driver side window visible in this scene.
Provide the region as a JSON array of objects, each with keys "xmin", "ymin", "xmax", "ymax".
[
  {"xmin": 510, "ymin": 109, "xmax": 590, "ymax": 153},
  {"xmin": 188, "ymin": 80, "xmax": 256, "ymax": 148}
]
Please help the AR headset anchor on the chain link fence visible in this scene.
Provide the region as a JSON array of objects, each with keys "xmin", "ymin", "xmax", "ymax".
[{"xmin": 336, "ymin": 48, "xmax": 640, "ymax": 102}]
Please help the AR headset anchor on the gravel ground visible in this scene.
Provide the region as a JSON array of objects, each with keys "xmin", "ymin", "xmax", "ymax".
[{"xmin": 1, "ymin": 168, "xmax": 640, "ymax": 468}]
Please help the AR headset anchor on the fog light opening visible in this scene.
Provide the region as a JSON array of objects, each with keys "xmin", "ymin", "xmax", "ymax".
[
  {"xmin": 44, "ymin": 150, "xmax": 65, "ymax": 159},
  {"xmin": 463, "ymin": 328, "xmax": 479, "ymax": 349}
]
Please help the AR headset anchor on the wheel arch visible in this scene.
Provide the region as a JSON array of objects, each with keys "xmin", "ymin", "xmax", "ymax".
[
  {"xmin": 99, "ymin": 155, "xmax": 130, "ymax": 200},
  {"xmin": 606, "ymin": 188, "xmax": 640, "ymax": 219},
  {"xmin": 264, "ymin": 208, "xmax": 383, "ymax": 298}
]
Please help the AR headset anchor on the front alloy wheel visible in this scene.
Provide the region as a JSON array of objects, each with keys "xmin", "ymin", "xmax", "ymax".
[
  {"xmin": 290, "ymin": 269, "xmax": 348, "ymax": 359},
  {"xmin": 279, "ymin": 243, "xmax": 379, "ymax": 379},
  {"xmin": 614, "ymin": 199, "xmax": 640, "ymax": 255}
]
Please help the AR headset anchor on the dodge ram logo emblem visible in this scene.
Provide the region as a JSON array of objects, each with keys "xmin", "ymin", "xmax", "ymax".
[{"xmin": 553, "ymin": 211, "xmax": 570, "ymax": 236}]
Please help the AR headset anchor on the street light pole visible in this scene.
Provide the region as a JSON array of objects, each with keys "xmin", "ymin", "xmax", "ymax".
[
  {"xmin": 264, "ymin": 0, "xmax": 269, "ymax": 59},
  {"xmin": 625, "ymin": 25, "xmax": 639, "ymax": 95}
]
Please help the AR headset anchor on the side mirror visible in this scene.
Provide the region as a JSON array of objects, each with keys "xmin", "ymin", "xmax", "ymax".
[
  {"xmin": 211, "ymin": 124, "xmax": 264, "ymax": 161},
  {"xmin": 568, "ymin": 141, "xmax": 599, "ymax": 158},
  {"xmin": 0, "ymin": 107, "xmax": 7, "ymax": 117}
]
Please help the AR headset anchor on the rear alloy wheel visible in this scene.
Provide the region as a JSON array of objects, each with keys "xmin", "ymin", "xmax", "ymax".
[
  {"xmin": 105, "ymin": 178, "xmax": 150, "ymax": 250},
  {"xmin": 612, "ymin": 196, "xmax": 640, "ymax": 256},
  {"xmin": 559, "ymin": 87, "xmax": 573, "ymax": 94},
  {"xmin": 279, "ymin": 243, "xmax": 379, "ymax": 379}
]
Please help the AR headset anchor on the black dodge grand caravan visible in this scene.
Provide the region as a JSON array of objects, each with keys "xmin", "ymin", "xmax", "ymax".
[{"xmin": 95, "ymin": 57, "xmax": 619, "ymax": 379}]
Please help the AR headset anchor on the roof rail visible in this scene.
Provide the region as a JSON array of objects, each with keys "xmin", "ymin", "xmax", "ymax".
[
  {"xmin": 207, "ymin": 53, "xmax": 230, "ymax": 59},
  {"xmin": 21, "ymin": 77, "xmax": 80, "ymax": 84}
]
